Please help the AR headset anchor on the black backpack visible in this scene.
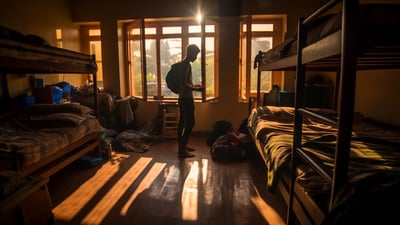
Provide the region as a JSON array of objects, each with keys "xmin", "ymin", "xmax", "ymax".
[
  {"xmin": 165, "ymin": 62, "xmax": 182, "ymax": 94},
  {"xmin": 206, "ymin": 120, "xmax": 233, "ymax": 146}
]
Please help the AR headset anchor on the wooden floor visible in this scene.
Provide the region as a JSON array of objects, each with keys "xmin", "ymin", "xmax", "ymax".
[{"xmin": 47, "ymin": 133, "xmax": 287, "ymax": 225}]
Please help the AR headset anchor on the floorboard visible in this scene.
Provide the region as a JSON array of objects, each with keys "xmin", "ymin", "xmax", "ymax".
[{"xmin": 47, "ymin": 134, "xmax": 287, "ymax": 225}]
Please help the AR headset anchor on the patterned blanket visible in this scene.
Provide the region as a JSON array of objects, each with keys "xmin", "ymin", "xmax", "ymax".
[
  {"xmin": 248, "ymin": 106, "xmax": 400, "ymax": 195},
  {"xmin": 0, "ymin": 104, "xmax": 100, "ymax": 167}
]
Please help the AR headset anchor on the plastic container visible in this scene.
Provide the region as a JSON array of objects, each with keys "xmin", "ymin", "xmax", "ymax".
[
  {"xmin": 57, "ymin": 81, "xmax": 71, "ymax": 93},
  {"xmin": 51, "ymin": 86, "xmax": 63, "ymax": 104}
]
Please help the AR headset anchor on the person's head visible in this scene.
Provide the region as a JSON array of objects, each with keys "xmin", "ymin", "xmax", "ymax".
[{"xmin": 185, "ymin": 44, "xmax": 200, "ymax": 62}]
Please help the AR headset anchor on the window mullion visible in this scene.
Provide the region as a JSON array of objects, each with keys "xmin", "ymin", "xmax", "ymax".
[
  {"xmin": 156, "ymin": 25, "xmax": 162, "ymax": 98},
  {"xmin": 201, "ymin": 17, "xmax": 206, "ymax": 102},
  {"xmin": 141, "ymin": 18, "xmax": 148, "ymax": 100},
  {"xmin": 246, "ymin": 17, "xmax": 253, "ymax": 101}
]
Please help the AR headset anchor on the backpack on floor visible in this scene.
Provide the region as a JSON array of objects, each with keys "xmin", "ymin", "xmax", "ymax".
[
  {"xmin": 210, "ymin": 130, "xmax": 247, "ymax": 162},
  {"xmin": 165, "ymin": 62, "xmax": 182, "ymax": 94},
  {"xmin": 207, "ymin": 120, "xmax": 233, "ymax": 146}
]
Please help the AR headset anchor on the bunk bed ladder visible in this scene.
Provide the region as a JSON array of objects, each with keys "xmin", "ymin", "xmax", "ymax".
[
  {"xmin": 91, "ymin": 54, "xmax": 99, "ymax": 119},
  {"xmin": 287, "ymin": 0, "xmax": 359, "ymax": 224}
]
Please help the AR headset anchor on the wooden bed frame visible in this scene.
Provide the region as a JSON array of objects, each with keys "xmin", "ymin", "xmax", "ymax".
[
  {"xmin": 0, "ymin": 31, "xmax": 101, "ymax": 177},
  {"xmin": 249, "ymin": 0, "xmax": 400, "ymax": 224}
]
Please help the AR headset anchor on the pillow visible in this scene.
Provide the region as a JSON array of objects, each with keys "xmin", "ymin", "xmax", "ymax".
[{"xmin": 28, "ymin": 113, "xmax": 87, "ymax": 126}]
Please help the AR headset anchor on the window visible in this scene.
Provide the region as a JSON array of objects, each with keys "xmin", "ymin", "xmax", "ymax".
[
  {"xmin": 125, "ymin": 18, "xmax": 218, "ymax": 102},
  {"xmin": 80, "ymin": 26, "xmax": 103, "ymax": 87},
  {"xmin": 56, "ymin": 29, "xmax": 62, "ymax": 48},
  {"xmin": 239, "ymin": 16, "xmax": 284, "ymax": 103}
]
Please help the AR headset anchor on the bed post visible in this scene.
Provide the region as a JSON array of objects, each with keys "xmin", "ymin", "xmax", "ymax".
[
  {"xmin": 0, "ymin": 73, "xmax": 11, "ymax": 112},
  {"xmin": 329, "ymin": 0, "xmax": 358, "ymax": 210},
  {"xmin": 255, "ymin": 51, "xmax": 263, "ymax": 107},
  {"xmin": 287, "ymin": 16, "xmax": 307, "ymax": 225},
  {"xmin": 91, "ymin": 54, "xmax": 99, "ymax": 119}
]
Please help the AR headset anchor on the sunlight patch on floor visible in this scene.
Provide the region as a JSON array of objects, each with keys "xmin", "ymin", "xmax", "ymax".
[
  {"xmin": 250, "ymin": 185, "xmax": 285, "ymax": 225},
  {"xmin": 181, "ymin": 161, "xmax": 199, "ymax": 221},
  {"xmin": 202, "ymin": 159, "xmax": 208, "ymax": 185},
  {"xmin": 81, "ymin": 157, "xmax": 153, "ymax": 225},
  {"xmin": 53, "ymin": 157, "xmax": 121, "ymax": 220},
  {"xmin": 120, "ymin": 162, "xmax": 166, "ymax": 215},
  {"xmin": 153, "ymin": 164, "xmax": 181, "ymax": 201}
]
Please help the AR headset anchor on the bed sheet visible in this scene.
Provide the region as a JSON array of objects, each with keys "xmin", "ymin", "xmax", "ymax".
[
  {"xmin": 0, "ymin": 104, "xmax": 101, "ymax": 167},
  {"xmin": 248, "ymin": 106, "xmax": 400, "ymax": 195}
]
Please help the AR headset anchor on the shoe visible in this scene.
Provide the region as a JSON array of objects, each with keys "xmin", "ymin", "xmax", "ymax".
[
  {"xmin": 178, "ymin": 151, "xmax": 195, "ymax": 158},
  {"xmin": 186, "ymin": 146, "xmax": 196, "ymax": 152}
]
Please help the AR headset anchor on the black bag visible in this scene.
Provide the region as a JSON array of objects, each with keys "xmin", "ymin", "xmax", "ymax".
[
  {"xmin": 165, "ymin": 62, "xmax": 182, "ymax": 94},
  {"xmin": 207, "ymin": 120, "xmax": 233, "ymax": 146},
  {"xmin": 210, "ymin": 131, "xmax": 247, "ymax": 161}
]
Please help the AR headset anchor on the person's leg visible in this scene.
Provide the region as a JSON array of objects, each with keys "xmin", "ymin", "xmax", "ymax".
[
  {"xmin": 181, "ymin": 99, "xmax": 194, "ymax": 147},
  {"xmin": 177, "ymin": 98, "xmax": 185, "ymax": 144},
  {"xmin": 177, "ymin": 98, "xmax": 195, "ymax": 157}
]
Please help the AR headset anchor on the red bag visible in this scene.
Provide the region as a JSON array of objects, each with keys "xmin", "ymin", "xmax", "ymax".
[{"xmin": 210, "ymin": 130, "xmax": 247, "ymax": 161}]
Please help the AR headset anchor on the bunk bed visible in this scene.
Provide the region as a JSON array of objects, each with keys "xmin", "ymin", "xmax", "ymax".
[
  {"xmin": 248, "ymin": 1, "xmax": 400, "ymax": 224},
  {"xmin": 0, "ymin": 26, "xmax": 101, "ymax": 177}
]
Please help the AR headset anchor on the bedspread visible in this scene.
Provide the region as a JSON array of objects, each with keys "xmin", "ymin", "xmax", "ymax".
[
  {"xmin": 0, "ymin": 104, "xmax": 101, "ymax": 167},
  {"xmin": 248, "ymin": 106, "xmax": 400, "ymax": 195}
]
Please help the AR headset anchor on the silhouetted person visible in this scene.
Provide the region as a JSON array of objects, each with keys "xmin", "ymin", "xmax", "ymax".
[{"xmin": 177, "ymin": 44, "xmax": 203, "ymax": 158}]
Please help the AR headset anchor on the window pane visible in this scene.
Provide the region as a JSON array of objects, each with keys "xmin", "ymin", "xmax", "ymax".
[
  {"xmin": 205, "ymin": 37, "xmax": 215, "ymax": 98},
  {"xmin": 145, "ymin": 39, "xmax": 157, "ymax": 97},
  {"xmin": 56, "ymin": 29, "xmax": 62, "ymax": 39},
  {"xmin": 90, "ymin": 41, "xmax": 102, "ymax": 59},
  {"xmin": 240, "ymin": 36, "xmax": 247, "ymax": 100},
  {"xmin": 251, "ymin": 24, "xmax": 273, "ymax": 32},
  {"xmin": 89, "ymin": 29, "xmax": 101, "ymax": 36},
  {"xmin": 189, "ymin": 25, "xmax": 201, "ymax": 33},
  {"xmin": 161, "ymin": 38, "xmax": 182, "ymax": 97},
  {"xmin": 162, "ymin": 26, "xmax": 182, "ymax": 34},
  {"xmin": 129, "ymin": 39, "xmax": 143, "ymax": 97},
  {"xmin": 145, "ymin": 27, "xmax": 156, "ymax": 35},
  {"xmin": 90, "ymin": 41, "xmax": 103, "ymax": 82},
  {"xmin": 251, "ymin": 37, "xmax": 272, "ymax": 93},
  {"xmin": 130, "ymin": 28, "xmax": 141, "ymax": 35},
  {"xmin": 189, "ymin": 25, "xmax": 215, "ymax": 33},
  {"xmin": 205, "ymin": 25, "xmax": 215, "ymax": 33}
]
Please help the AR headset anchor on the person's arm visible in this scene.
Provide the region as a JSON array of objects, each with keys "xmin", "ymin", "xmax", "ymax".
[{"xmin": 182, "ymin": 64, "xmax": 203, "ymax": 91}]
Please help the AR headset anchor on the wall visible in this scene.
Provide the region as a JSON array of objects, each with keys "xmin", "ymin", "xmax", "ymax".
[{"xmin": 355, "ymin": 70, "xmax": 400, "ymax": 127}]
